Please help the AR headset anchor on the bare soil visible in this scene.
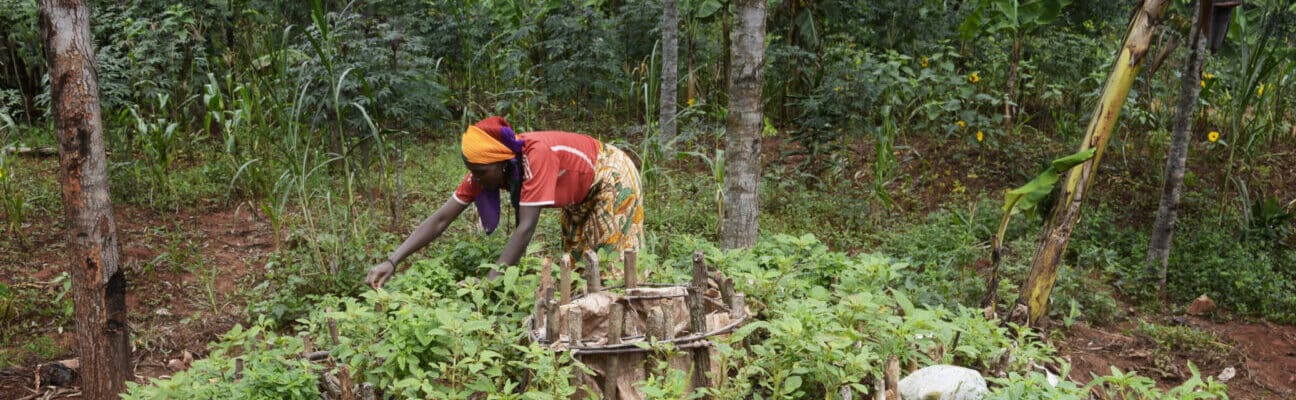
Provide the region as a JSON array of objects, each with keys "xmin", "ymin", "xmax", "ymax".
[{"xmin": 1, "ymin": 200, "xmax": 273, "ymax": 399}]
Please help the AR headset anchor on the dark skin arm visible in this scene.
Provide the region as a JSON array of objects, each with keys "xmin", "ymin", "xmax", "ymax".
[
  {"xmin": 366, "ymin": 198, "xmax": 467, "ymax": 289},
  {"xmin": 367, "ymin": 200, "xmax": 545, "ymax": 286},
  {"xmin": 495, "ymin": 205, "xmax": 542, "ymax": 265}
]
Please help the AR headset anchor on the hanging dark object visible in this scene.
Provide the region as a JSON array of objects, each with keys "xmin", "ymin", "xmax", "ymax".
[{"xmin": 1201, "ymin": 0, "xmax": 1242, "ymax": 54}]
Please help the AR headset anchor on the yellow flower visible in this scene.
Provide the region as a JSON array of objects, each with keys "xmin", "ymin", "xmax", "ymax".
[
  {"xmin": 1203, "ymin": 73, "xmax": 1215, "ymax": 80},
  {"xmin": 968, "ymin": 72, "xmax": 980, "ymax": 84},
  {"xmin": 687, "ymin": 98, "xmax": 696, "ymax": 107},
  {"xmin": 957, "ymin": 120, "xmax": 967, "ymax": 128},
  {"xmin": 1200, "ymin": 80, "xmax": 1206, "ymax": 88},
  {"xmin": 1257, "ymin": 83, "xmax": 1265, "ymax": 97},
  {"xmin": 920, "ymin": 57, "xmax": 929, "ymax": 68},
  {"xmin": 976, "ymin": 130, "xmax": 984, "ymax": 142},
  {"xmin": 1208, "ymin": 131, "xmax": 1220, "ymax": 142}
]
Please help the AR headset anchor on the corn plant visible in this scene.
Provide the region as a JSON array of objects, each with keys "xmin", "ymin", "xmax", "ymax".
[
  {"xmin": 129, "ymin": 94, "xmax": 182, "ymax": 206},
  {"xmin": 1215, "ymin": 4, "xmax": 1290, "ymax": 225},
  {"xmin": 0, "ymin": 148, "xmax": 30, "ymax": 246},
  {"xmin": 680, "ymin": 148, "xmax": 725, "ymax": 236}
]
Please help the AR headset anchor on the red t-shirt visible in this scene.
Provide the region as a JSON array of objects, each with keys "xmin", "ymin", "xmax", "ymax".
[{"xmin": 453, "ymin": 131, "xmax": 602, "ymax": 208}]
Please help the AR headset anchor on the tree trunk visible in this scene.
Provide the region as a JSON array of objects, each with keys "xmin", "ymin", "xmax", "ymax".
[
  {"xmin": 38, "ymin": 1, "xmax": 132, "ymax": 398},
  {"xmin": 721, "ymin": 0, "xmax": 765, "ymax": 249},
  {"xmin": 1004, "ymin": 35, "xmax": 1021, "ymax": 132},
  {"xmin": 1010, "ymin": 0, "xmax": 1171, "ymax": 327},
  {"xmin": 1148, "ymin": 3, "xmax": 1206, "ymax": 306},
  {"xmin": 658, "ymin": 0, "xmax": 679, "ymax": 142}
]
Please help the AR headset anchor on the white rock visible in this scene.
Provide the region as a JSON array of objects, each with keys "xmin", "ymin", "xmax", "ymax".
[
  {"xmin": 898, "ymin": 365, "xmax": 988, "ymax": 400},
  {"xmin": 1217, "ymin": 367, "xmax": 1236, "ymax": 383}
]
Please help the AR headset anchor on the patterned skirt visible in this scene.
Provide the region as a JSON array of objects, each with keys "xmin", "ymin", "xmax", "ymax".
[{"xmin": 560, "ymin": 143, "xmax": 644, "ymax": 264}]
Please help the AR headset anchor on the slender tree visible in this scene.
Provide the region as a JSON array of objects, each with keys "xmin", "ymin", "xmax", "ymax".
[
  {"xmin": 721, "ymin": 0, "xmax": 765, "ymax": 249},
  {"xmin": 1009, "ymin": 0, "xmax": 1171, "ymax": 326},
  {"xmin": 658, "ymin": 0, "xmax": 679, "ymax": 143},
  {"xmin": 1147, "ymin": 1, "xmax": 1208, "ymax": 306},
  {"xmin": 39, "ymin": 0, "xmax": 131, "ymax": 397}
]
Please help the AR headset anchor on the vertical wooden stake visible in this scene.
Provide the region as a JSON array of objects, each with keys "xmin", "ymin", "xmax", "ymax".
[
  {"xmin": 560, "ymin": 254, "xmax": 573, "ymax": 305},
  {"xmin": 874, "ymin": 374, "xmax": 886, "ymax": 400},
  {"xmin": 609, "ymin": 304, "xmax": 625, "ymax": 345},
  {"xmin": 647, "ymin": 306, "xmax": 666, "ymax": 342},
  {"xmin": 884, "ymin": 355, "xmax": 900, "ymax": 400},
  {"xmin": 359, "ymin": 383, "xmax": 376, "ymax": 400},
  {"xmin": 233, "ymin": 358, "xmax": 244, "ymax": 381},
  {"xmin": 623, "ymin": 250, "xmax": 638, "ymax": 289},
  {"xmin": 300, "ymin": 332, "xmax": 314, "ymax": 355},
  {"xmin": 689, "ymin": 250, "xmax": 712, "ymax": 393},
  {"xmin": 604, "ymin": 303, "xmax": 625, "ymax": 400},
  {"xmin": 544, "ymin": 288, "xmax": 559, "ymax": 344},
  {"xmin": 584, "ymin": 249, "xmax": 602, "ymax": 294},
  {"xmin": 567, "ymin": 308, "xmax": 584, "ymax": 347},
  {"xmin": 646, "ymin": 305, "xmax": 668, "ymax": 382},
  {"xmin": 339, "ymin": 364, "xmax": 354, "ymax": 400},
  {"xmin": 567, "ymin": 306, "xmax": 587, "ymax": 395},
  {"xmin": 717, "ymin": 274, "xmax": 735, "ymax": 311},
  {"xmin": 534, "ymin": 257, "xmax": 553, "ymax": 331},
  {"xmin": 731, "ymin": 293, "xmax": 746, "ymax": 321},
  {"xmin": 327, "ymin": 318, "xmax": 340, "ymax": 347}
]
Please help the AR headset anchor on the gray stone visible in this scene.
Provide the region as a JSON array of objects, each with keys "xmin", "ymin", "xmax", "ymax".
[{"xmin": 898, "ymin": 365, "xmax": 988, "ymax": 400}]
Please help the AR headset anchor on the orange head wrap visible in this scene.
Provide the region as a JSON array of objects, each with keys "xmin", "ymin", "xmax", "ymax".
[{"xmin": 461, "ymin": 116, "xmax": 520, "ymax": 164}]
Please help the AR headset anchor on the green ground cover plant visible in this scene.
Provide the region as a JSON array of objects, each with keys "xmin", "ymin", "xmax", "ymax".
[{"xmin": 125, "ymin": 235, "xmax": 1228, "ymax": 399}]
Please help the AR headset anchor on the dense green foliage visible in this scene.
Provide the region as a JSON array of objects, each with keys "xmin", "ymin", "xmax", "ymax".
[{"xmin": 124, "ymin": 236, "xmax": 1228, "ymax": 398}]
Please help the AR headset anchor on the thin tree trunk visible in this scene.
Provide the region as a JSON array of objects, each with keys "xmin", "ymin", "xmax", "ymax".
[
  {"xmin": 1148, "ymin": 4, "xmax": 1206, "ymax": 306},
  {"xmin": 1010, "ymin": 0, "xmax": 1171, "ymax": 327},
  {"xmin": 721, "ymin": 0, "xmax": 730, "ymax": 107},
  {"xmin": 39, "ymin": 1, "xmax": 132, "ymax": 398},
  {"xmin": 721, "ymin": 0, "xmax": 765, "ymax": 249},
  {"xmin": 1004, "ymin": 35, "xmax": 1021, "ymax": 132},
  {"xmin": 658, "ymin": 0, "xmax": 679, "ymax": 142}
]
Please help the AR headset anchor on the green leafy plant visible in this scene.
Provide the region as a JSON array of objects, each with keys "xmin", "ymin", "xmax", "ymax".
[{"xmin": 0, "ymin": 149, "xmax": 31, "ymax": 245}]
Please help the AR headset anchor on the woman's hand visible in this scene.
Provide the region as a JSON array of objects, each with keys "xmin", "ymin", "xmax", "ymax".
[{"xmin": 366, "ymin": 260, "xmax": 396, "ymax": 289}]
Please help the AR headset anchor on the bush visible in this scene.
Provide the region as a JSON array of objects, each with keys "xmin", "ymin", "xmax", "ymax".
[{"xmin": 129, "ymin": 235, "xmax": 1230, "ymax": 399}]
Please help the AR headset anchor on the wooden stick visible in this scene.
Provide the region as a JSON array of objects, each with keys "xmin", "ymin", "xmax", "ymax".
[
  {"xmin": 609, "ymin": 303, "xmax": 625, "ymax": 345},
  {"xmin": 623, "ymin": 250, "xmax": 638, "ymax": 289},
  {"xmin": 328, "ymin": 318, "xmax": 340, "ymax": 347},
  {"xmin": 233, "ymin": 358, "xmax": 244, "ymax": 381},
  {"xmin": 604, "ymin": 303, "xmax": 625, "ymax": 400},
  {"xmin": 874, "ymin": 374, "xmax": 886, "ymax": 400},
  {"xmin": 560, "ymin": 255, "xmax": 572, "ymax": 305},
  {"xmin": 689, "ymin": 250, "xmax": 712, "ymax": 393},
  {"xmin": 884, "ymin": 355, "xmax": 900, "ymax": 400},
  {"xmin": 567, "ymin": 308, "xmax": 583, "ymax": 347},
  {"xmin": 339, "ymin": 365, "xmax": 354, "ymax": 400},
  {"xmin": 359, "ymin": 383, "xmax": 376, "ymax": 400},
  {"xmin": 645, "ymin": 305, "xmax": 668, "ymax": 382},
  {"xmin": 731, "ymin": 293, "xmax": 746, "ymax": 321},
  {"xmin": 1, "ymin": 146, "xmax": 57, "ymax": 157},
  {"xmin": 544, "ymin": 287, "xmax": 559, "ymax": 343},
  {"xmin": 717, "ymin": 274, "xmax": 735, "ymax": 311},
  {"xmin": 534, "ymin": 257, "xmax": 553, "ymax": 331},
  {"xmin": 647, "ymin": 306, "xmax": 666, "ymax": 342},
  {"xmin": 299, "ymin": 332, "xmax": 314, "ymax": 355},
  {"xmin": 584, "ymin": 249, "xmax": 602, "ymax": 294}
]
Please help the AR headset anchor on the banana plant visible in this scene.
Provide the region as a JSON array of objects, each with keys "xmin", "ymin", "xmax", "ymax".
[{"xmin": 1007, "ymin": 0, "xmax": 1172, "ymax": 326}]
